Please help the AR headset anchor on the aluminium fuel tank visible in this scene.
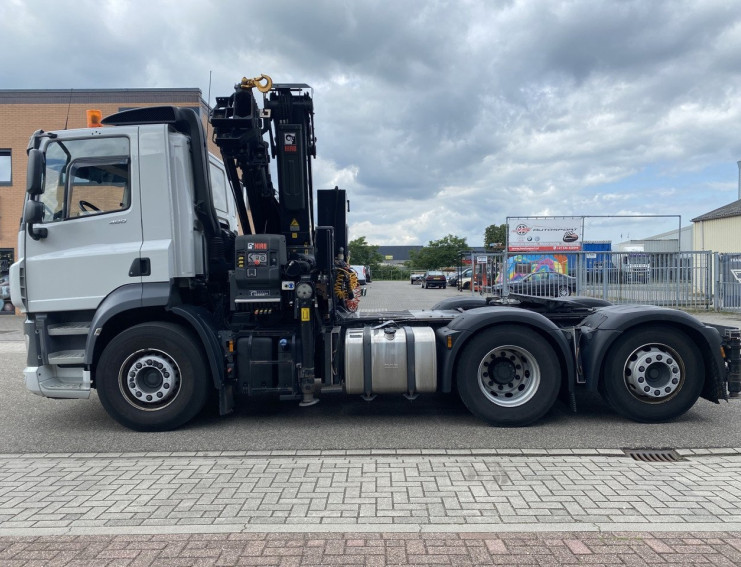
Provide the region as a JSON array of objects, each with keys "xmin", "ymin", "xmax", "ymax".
[{"xmin": 344, "ymin": 326, "xmax": 437, "ymax": 395}]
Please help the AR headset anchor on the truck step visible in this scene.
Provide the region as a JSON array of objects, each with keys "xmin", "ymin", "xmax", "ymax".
[
  {"xmin": 41, "ymin": 377, "xmax": 89, "ymax": 393},
  {"xmin": 48, "ymin": 322, "xmax": 91, "ymax": 336},
  {"xmin": 47, "ymin": 350, "xmax": 86, "ymax": 365}
]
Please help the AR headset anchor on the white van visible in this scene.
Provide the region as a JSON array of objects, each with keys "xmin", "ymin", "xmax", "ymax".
[{"xmin": 351, "ymin": 265, "xmax": 367, "ymax": 285}]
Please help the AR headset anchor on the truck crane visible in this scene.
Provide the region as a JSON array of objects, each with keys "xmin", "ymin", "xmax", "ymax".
[{"xmin": 9, "ymin": 75, "xmax": 741, "ymax": 431}]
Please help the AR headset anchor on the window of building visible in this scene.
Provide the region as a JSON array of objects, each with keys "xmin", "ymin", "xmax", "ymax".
[{"xmin": 0, "ymin": 150, "xmax": 10, "ymax": 185}]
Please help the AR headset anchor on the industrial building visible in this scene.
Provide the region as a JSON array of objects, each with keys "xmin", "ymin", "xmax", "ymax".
[{"xmin": 692, "ymin": 199, "xmax": 741, "ymax": 253}]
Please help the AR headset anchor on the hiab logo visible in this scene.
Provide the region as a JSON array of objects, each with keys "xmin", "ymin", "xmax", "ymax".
[
  {"xmin": 247, "ymin": 242, "xmax": 268, "ymax": 250},
  {"xmin": 284, "ymin": 132, "xmax": 297, "ymax": 152}
]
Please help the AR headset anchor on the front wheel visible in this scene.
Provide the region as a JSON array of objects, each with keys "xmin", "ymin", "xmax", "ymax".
[
  {"xmin": 599, "ymin": 326, "xmax": 703, "ymax": 422},
  {"xmin": 96, "ymin": 322, "xmax": 210, "ymax": 431},
  {"xmin": 455, "ymin": 326, "xmax": 562, "ymax": 426}
]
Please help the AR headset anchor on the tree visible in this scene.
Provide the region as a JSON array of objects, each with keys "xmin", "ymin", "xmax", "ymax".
[
  {"xmin": 348, "ymin": 236, "xmax": 383, "ymax": 269},
  {"xmin": 409, "ymin": 234, "xmax": 468, "ymax": 270},
  {"xmin": 484, "ymin": 223, "xmax": 507, "ymax": 250}
]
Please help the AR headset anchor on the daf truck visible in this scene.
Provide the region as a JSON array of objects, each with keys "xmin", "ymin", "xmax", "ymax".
[{"xmin": 9, "ymin": 76, "xmax": 741, "ymax": 430}]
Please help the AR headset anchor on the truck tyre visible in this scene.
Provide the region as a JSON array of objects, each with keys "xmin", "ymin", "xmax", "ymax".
[
  {"xmin": 96, "ymin": 322, "xmax": 210, "ymax": 431},
  {"xmin": 455, "ymin": 326, "xmax": 561, "ymax": 426},
  {"xmin": 599, "ymin": 326, "xmax": 703, "ymax": 423}
]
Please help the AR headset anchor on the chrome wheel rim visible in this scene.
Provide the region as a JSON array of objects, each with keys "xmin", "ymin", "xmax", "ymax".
[
  {"xmin": 478, "ymin": 345, "xmax": 540, "ymax": 407},
  {"xmin": 119, "ymin": 348, "xmax": 181, "ymax": 410},
  {"xmin": 623, "ymin": 342, "xmax": 684, "ymax": 403}
]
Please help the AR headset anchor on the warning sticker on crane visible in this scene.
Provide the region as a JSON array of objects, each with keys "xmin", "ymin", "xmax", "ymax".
[
  {"xmin": 290, "ymin": 219, "xmax": 300, "ymax": 232},
  {"xmin": 284, "ymin": 132, "xmax": 297, "ymax": 152}
]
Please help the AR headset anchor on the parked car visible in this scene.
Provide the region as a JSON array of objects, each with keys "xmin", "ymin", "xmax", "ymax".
[
  {"xmin": 350, "ymin": 265, "xmax": 367, "ymax": 285},
  {"xmin": 410, "ymin": 272, "xmax": 425, "ymax": 285},
  {"xmin": 450, "ymin": 268, "xmax": 472, "ymax": 288},
  {"xmin": 0, "ymin": 275, "xmax": 9, "ymax": 300},
  {"xmin": 0, "ymin": 274, "xmax": 11, "ymax": 313},
  {"xmin": 421, "ymin": 270, "xmax": 447, "ymax": 289},
  {"xmin": 493, "ymin": 272, "xmax": 576, "ymax": 297},
  {"xmin": 448, "ymin": 268, "xmax": 473, "ymax": 289}
]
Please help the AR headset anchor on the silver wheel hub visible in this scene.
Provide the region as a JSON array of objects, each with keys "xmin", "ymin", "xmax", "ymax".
[
  {"xmin": 120, "ymin": 349, "xmax": 181, "ymax": 410},
  {"xmin": 478, "ymin": 345, "xmax": 540, "ymax": 407},
  {"xmin": 624, "ymin": 343, "xmax": 683, "ymax": 401}
]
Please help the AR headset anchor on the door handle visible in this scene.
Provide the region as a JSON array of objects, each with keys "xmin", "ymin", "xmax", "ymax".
[{"xmin": 129, "ymin": 258, "xmax": 151, "ymax": 277}]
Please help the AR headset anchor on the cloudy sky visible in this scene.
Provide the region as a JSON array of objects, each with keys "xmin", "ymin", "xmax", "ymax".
[{"xmin": 2, "ymin": 0, "xmax": 741, "ymax": 246}]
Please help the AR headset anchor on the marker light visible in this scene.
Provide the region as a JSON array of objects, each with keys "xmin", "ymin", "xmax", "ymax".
[{"xmin": 86, "ymin": 109, "xmax": 103, "ymax": 128}]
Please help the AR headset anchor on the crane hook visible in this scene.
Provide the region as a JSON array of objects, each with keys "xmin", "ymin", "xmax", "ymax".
[{"xmin": 239, "ymin": 74, "xmax": 273, "ymax": 93}]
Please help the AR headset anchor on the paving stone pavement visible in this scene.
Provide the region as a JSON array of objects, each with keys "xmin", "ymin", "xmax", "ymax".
[
  {"xmin": 1, "ymin": 450, "xmax": 741, "ymax": 564},
  {"xmin": 2, "ymin": 531, "xmax": 741, "ymax": 566}
]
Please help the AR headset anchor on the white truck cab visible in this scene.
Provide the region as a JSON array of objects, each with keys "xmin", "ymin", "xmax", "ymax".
[{"xmin": 10, "ymin": 117, "xmax": 235, "ymax": 400}]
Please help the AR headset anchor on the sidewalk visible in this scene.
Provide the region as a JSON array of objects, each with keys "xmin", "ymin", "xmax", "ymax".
[
  {"xmin": 3, "ymin": 531, "xmax": 741, "ymax": 565},
  {"xmin": 1, "ymin": 450, "xmax": 741, "ymax": 564}
]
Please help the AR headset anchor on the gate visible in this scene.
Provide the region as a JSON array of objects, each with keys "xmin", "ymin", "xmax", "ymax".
[{"xmin": 717, "ymin": 253, "xmax": 741, "ymax": 312}]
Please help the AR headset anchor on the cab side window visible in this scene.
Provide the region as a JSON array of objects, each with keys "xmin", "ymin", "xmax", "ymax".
[
  {"xmin": 67, "ymin": 159, "xmax": 129, "ymax": 217},
  {"xmin": 39, "ymin": 137, "xmax": 130, "ymax": 222}
]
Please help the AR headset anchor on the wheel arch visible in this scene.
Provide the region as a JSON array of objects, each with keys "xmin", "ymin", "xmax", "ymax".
[
  {"xmin": 437, "ymin": 307, "xmax": 575, "ymax": 395},
  {"xmin": 87, "ymin": 284, "xmax": 224, "ymax": 391},
  {"xmin": 579, "ymin": 305, "xmax": 725, "ymax": 402}
]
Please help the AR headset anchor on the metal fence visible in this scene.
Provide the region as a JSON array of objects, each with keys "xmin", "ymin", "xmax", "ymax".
[
  {"xmin": 457, "ymin": 250, "xmax": 741, "ymax": 312},
  {"xmin": 717, "ymin": 253, "xmax": 741, "ymax": 312}
]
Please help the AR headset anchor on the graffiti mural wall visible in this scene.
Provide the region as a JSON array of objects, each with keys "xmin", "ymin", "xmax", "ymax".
[{"xmin": 503, "ymin": 254, "xmax": 570, "ymax": 282}]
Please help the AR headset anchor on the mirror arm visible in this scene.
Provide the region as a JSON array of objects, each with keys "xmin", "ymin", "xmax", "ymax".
[{"xmin": 27, "ymin": 223, "xmax": 47, "ymax": 241}]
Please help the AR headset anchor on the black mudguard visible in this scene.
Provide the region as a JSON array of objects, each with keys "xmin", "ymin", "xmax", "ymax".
[
  {"xmin": 431, "ymin": 296, "xmax": 488, "ymax": 311},
  {"xmin": 578, "ymin": 304, "xmax": 726, "ymax": 402},
  {"xmin": 85, "ymin": 282, "xmax": 172, "ymax": 364},
  {"xmin": 436, "ymin": 306, "xmax": 576, "ymax": 398},
  {"xmin": 86, "ymin": 284, "xmax": 227, "ymax": 399}
]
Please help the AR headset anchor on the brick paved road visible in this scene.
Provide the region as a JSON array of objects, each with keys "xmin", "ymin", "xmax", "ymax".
[
  {"xmin": 2, "ymin": 451, "xmax": 741, "ymax": 533},
  {"xmin": 2, "ymin": 450, "xmax": 741, "ymax": 564},
  {"xmin": 3, "ymin": 531, "xmax": 741, "ymax": 566}
]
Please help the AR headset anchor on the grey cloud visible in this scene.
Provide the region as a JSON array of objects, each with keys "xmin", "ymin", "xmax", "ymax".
[{"xmin": 2, "ymin": 0, "xmax": 741, "ymax": 244}]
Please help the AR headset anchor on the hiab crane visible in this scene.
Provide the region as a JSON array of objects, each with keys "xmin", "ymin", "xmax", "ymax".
[{"xmin": 9, "ymin": 75, "xmax": 741, "ymax": 430}]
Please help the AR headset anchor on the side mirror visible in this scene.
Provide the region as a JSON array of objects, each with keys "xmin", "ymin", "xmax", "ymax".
[
  {"xmin": 26, "ymin": 149, "xmax": 44, "ymax": 196},
  {"xmin": 24, "ymin": 200, "xmax": 47, "ymax": 240}
]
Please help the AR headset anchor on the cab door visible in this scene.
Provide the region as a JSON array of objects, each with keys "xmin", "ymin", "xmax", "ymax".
[{"xmin": 23, "ymin": 134, "xmax": 143, "ymax": 313}]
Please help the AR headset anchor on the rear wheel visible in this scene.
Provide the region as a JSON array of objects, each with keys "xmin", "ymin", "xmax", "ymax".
[
  {"xmin": 96, "ymin": 322, "xmax": 210, "ymax": 431},
  {"xmin": 599, "ymin": 326, "xmax": 703, "ymax": 422},
  {"xmin": 455, "ymin": 326, "xmax": 561, "ymax": 426}
]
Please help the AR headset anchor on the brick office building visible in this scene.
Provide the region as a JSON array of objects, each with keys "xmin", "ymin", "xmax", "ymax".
[{"xmin": 0, "ymin": 88, "xmax": 210, "ymax": 313}]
